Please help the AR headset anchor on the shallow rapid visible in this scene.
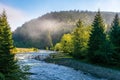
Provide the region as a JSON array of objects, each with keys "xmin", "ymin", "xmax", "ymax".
[{"xmin": 15, "ymin": 50, "xmax": 106, "ymax": 80}]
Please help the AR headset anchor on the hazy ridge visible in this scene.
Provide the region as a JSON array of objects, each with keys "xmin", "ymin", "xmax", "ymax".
[{"xmin": 13, "ymin": 10, "xmax": 118, "ymax": 48}]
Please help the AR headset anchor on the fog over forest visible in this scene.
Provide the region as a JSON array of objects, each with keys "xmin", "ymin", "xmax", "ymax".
[{"xmin": 13, "ymin": 10, "xmax": 117, "ymax": 49}]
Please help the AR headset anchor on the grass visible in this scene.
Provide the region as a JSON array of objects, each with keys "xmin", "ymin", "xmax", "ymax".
[{"xmin": 11, "ymin": 47, "xmax": 38, "ymax": 54}]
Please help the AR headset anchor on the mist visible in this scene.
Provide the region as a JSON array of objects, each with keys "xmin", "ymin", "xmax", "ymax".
[{"xmin": 20, "ymin": 18, "xmax": 73, "ymax": 39}]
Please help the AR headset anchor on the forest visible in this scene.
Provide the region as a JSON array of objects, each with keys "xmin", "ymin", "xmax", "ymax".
[
  {"xmin": 13, "ymin": 10, "xmax": 117, "ymax": 49},
  {"xmin": 55, "ymin": 11, "xmax": 120, "ymax": 66}
]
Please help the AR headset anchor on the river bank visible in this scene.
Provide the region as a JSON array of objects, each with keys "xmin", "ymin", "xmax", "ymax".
[{"xmin": 45, "ymin": 53, "xmax": 120, "ymax": 80}]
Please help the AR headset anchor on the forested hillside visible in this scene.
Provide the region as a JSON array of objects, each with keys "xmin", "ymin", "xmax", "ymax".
[{"xmin": 13, "ymin": 10, "xmax": 118, "ymax": 49}]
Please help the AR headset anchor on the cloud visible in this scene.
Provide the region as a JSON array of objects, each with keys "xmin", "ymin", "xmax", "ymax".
[
  {"xmin": 0, "ymin": 3, "xmax": 31, "ymax": 31},
  {"xmin": 96, "ymin": 0, "xmax": 120, "ymax": 12}
]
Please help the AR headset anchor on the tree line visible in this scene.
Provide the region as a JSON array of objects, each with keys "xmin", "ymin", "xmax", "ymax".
[
  {"xmin": 55, "ymin": 11, "xmax": 120, "ymax": 66},
  {"xmin": 0, "ymin": 11, "xmax": 28, "ymax": 80},
  {"xmin": 13, "ymin": 10, "xmax": 116, "ymax": 49}
]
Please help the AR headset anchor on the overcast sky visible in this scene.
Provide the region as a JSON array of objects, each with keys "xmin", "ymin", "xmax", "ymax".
[{"xmin": 0, "ymin": 0, "xmax": 120, "ymax": 31}]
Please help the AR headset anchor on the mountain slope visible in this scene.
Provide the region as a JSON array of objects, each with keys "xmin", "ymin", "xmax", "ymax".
[{"xmin": 13, "ymin": 10, "xmax": 117, "ymax": 49}]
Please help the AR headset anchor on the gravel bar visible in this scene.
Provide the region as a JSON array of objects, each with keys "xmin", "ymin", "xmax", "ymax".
[{"xmin": 45, "ymin": 58, "xmax": 120, "ymax": 80}]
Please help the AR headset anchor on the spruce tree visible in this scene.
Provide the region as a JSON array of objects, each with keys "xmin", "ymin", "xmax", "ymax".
[
  {"xmin": 0, "ymin": 11, "xmax": 27, "ymax": 80},
  {"xmin": 73, "ymin": 19, "xmax": 89, "ymax": 58},
  {"xmin": 88, "ymin": 11, "xmax": 107, "ymax": 63},
  {"xmin": 110, "ymin": 14, "xmax": 120, "ymax": 65}
]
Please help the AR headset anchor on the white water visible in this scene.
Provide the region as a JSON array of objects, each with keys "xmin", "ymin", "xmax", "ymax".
[{"xmin": 15, "ymin": 50, "xmax": 106, "ymax": 80}]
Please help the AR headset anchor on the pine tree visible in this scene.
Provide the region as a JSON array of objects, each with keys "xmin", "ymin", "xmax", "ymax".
[
  {"xmin": 73, "ymin": 19, "xmax": 89, "ymax": 58},
  {"xmin": 88, "ymin": 11, "xmax": 107, "ymax": 63},
  {"xmin": 110, "ymin": 14, "xmax": 120, "ymax": 65},
  {"xmin": 0, "ymin": 11, "xmax": 27, "ymax": 80}
]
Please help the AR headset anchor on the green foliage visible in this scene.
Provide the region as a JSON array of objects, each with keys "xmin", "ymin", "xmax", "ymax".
[
  {"xmin": 55, "ymin": 34, "xmax": 74, "ymax": 54},
  {"xmin": 110, "ymin": 14, "xmax": 120, "ymax": 46},
  {"xmin": 72, "ymin": 19, "xmax": 90, "ymax": 58},
  {"xmin": 0, "ymin": 73, "xmax": 5, "ymax": 80},
  {"xmin": 48, "ymin": 10, "xmax": 120, "ymax": 69},
  {"xmin": 88, "ymin": 11, "xmax": 110, "ymax": 63},
  {"xmin": 54, "ymin": 11, "xmax": 120, "ymax": 67},
  {"xmin": 109, "ymin": 14, "xmax": 120, "ymax": 65},
  {"xmin": 61, "ymin": 34, "xmax": 74, "ymax": 54},
  {"xmin": 54, "ymin": 43, "xmax": 63, "ymax": 51},
  {"xmin": 0, "ymin": 11, "xmax": 28, "ymax": 80},
  {"xmin": 93, "ymin": 40, "xmax": 114, "ymax": 64},
  {"xmin": 32, "ymin": 48, "xmax": 38, "ymax": 51},
  {"xmin": 54, "ymin": 19, "xmax": 91, "ymax": 58},
  {"xmin": 46, "ymin": 47, "xmax": 49, "ymax": 50}
]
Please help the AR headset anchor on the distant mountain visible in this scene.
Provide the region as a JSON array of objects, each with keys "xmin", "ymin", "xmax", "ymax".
[{"xmin": 13, "ymin": 10, "xmax": 118, "ymax": 49}]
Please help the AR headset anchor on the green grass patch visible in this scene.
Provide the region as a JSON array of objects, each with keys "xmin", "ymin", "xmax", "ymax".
[{"xmin": 11, "ymin": 47, "xmax": 38, "ymax": 54}]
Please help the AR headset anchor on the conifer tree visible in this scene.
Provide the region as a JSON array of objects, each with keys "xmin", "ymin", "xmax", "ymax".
[
  {"xmin": 110, "ymin": 14, "xmax": 120, "ymax": 65},
  {"xmin": 0, "ymin": 11, "xmax": 27, "ymax": 80},
  {"xmin": 73, "ymin": 19, "xmax": 89, "ymax": 58},
  {"xmin": 88, "ymin": 11, "xmax": 107, "ymax": 63}
]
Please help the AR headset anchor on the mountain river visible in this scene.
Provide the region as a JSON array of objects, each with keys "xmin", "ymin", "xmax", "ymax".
[{"xmin": 15, "ymin": 50, "xmax": 107, "ymax": 80}]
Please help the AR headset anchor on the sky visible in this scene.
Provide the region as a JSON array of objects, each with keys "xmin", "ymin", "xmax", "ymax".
[{"xmin": 0, "ymin": 0, "xmax": 120, "ymax": 31}]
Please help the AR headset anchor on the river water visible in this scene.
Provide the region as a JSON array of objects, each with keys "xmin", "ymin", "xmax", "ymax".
[{"xmin": 15, "ymin": 50, "xmax": 106, "ymax": 80}]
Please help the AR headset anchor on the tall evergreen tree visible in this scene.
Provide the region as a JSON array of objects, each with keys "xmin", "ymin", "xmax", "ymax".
[
  {"xmin": 110, "ymin": 14, "xmax": 120, "ymax": 65},
  {"xmin": 73, "ymin": 19, "xmax": 89, "ymax": 58},
  {"xmin": 88, "ymin": 11, "xmax": 107, "ymax": 63},
  {"xmin": 0, "ymin": 11, "xmax": 27, "ymax": 80}
]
